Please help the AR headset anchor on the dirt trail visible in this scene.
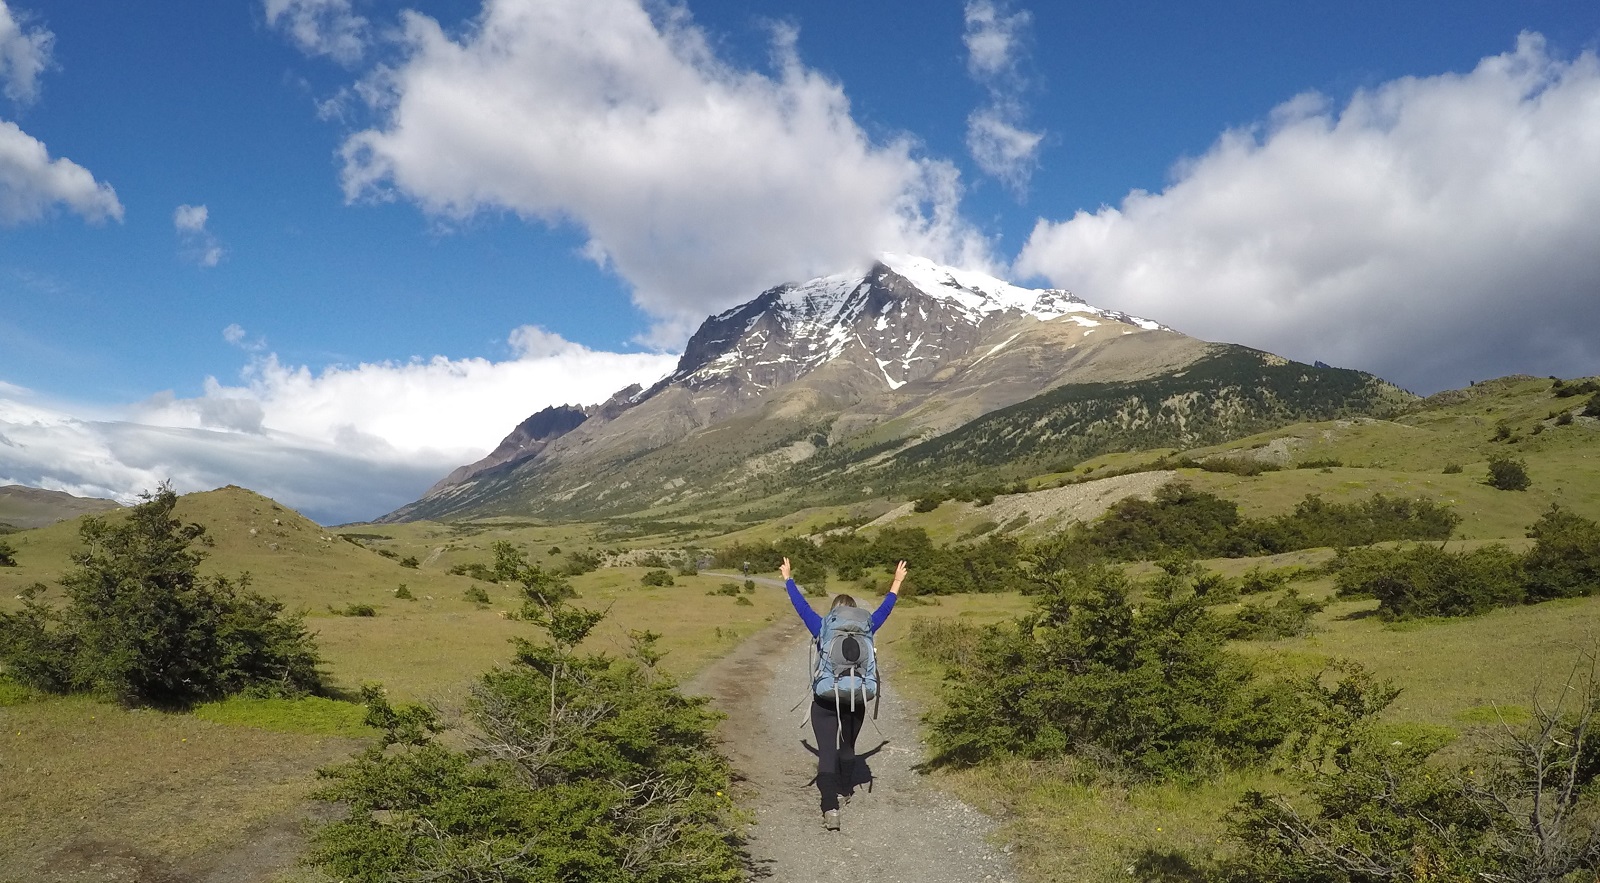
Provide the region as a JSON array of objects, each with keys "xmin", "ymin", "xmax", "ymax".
[{"xmin": 687, "ymin": 611, "xmax": 1016, "ymax": 882}]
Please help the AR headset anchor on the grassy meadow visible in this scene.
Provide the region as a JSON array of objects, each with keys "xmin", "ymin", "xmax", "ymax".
[{"xmin": 1, "ymin": 374, "xmax": 1597, "ymax": 881}]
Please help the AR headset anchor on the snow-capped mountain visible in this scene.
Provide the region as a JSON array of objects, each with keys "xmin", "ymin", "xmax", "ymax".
[
  {"xmin": 384, "ymin": 255, "xmax": 1211, "ymax": 521},
  {"xmin": 651, "ymin": 254, "xmax": 1167, "ymax": 398}
]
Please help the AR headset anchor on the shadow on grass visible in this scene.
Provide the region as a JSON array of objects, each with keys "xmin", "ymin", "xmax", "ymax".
[{"xmin": 1131, "ymin": 847, "xmax": 1215, "ymax": 882}]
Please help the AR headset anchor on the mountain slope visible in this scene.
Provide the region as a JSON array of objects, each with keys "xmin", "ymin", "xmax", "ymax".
[
  {"xmin": 0, "ymin": 484, "xmax": 121, "ymax": 531},
  {"xmin": 386, "ymin": 256, "xmax": 1405, "ymax": 523}
]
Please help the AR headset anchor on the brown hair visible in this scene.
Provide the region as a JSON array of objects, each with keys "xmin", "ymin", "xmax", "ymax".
[{"xmin": 830, "ymin": 594, "xmax": 858, "ymax": 609}]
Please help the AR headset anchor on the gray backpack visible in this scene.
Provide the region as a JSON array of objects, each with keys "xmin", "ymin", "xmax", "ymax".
[{"xmin": 812, "ymin": 606, "xmax": 879, "ymax": 711}]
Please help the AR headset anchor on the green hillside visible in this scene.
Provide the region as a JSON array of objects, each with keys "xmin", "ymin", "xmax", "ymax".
[{"xmin": 3, "ymin": 373, "xmax": 1598, "ymax": 882}]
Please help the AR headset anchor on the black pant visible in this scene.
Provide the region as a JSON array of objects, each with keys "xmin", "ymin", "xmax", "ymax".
[{"xmin": 811, "ymin": 697, "xmax": 865, "ymax": 812}]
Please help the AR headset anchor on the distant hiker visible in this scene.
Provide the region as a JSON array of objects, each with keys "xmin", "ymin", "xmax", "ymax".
[{"xmin": 781, "ymin": 556, "xmax": 906, "ymax": 831}]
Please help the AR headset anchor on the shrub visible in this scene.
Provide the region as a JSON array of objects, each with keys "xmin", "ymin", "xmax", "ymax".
[
  {"xmin": 1523, "ymin": 505, "xmax": 1600, "ymax": 601},
  {"xmin": 734, "ymin": 595, "xmax": 753, "ymax": 606},
  {"xmin": 0, "ymin": 539, "xmax": 15, "ymax": 567},
  {"xmin": 743, "ymin": 579, "xmax": 755, "ymax": 593},
  {"xmin": 913, "ymin": 494, "xmax": 946, "ymax": 513},
  {"xmin": 398, "ymin": 555, "xmax": 420, "ymax": 569},
  {"xmin": 1221, "ymin": 590, "xmax": 1326, "ymax": 640},
  {"xmin": 561, "ymin": 549, "xmax": 602, "ymax": 576},
  {"xmin": 447, "ymin": 561, "xmax": 495, "ymax": 580},
  {"xmin": 393, "ymin": 584, "xmax": 414, "ymax": 600},
  {"xmin": 1334, "ymin": 544, "xmax": 1525, "ymax": 619},
  {"xmin": 926, "ymin": 565, "xmax": 1383, "ymax": 778},
  {"xmin": 1556, "ymin": 410, "xmax": 1575, "ymax": 426},
  {"xmin": 1443, "ymin": 462, "xmax": 1464, "ymax": 473},
  {"xmin": 332, "ymin": 603, "xmax": 377, "ymax": 617},
  {"xmin": 641, "ymin": 569, "xmax": 674, "ymax": 587},
  {"xmin": 375, "ymin": 548, "xmax": 398, "ymax": 560},
  {"xmin": 1586, "ymin": 392, "xmax": 1600, "ymax": 418},
  {"xmin": 463, "ymin": 585, "xmax": 490, "ymax": 605},
  {"xmin": 1487, "ymin": 454, "xmax": 1531, "ymax": 490},
  {"xmin": 1238, "ymin": 566, "xmax": 1290, "ymax": 595},
  {"xmin": 710, "ymin": 582, "xmax": 741, "ymax": 597},
  {"xmin": 0, "ymin": 487, "xmax": 324, "ymax": 706},
  {"xmin": 1225, "ymin": 664, "xmax": 1600, "ymax": 883},
  {"xmin": 676, "ymin": 562, "xmax": 699, "ymax": 577},
  {"xmin": 308, "ymin": 596, "xmax": 742, "ymax": 883},
  {"xmin": 1295, "ymin": 457, "xmax": 1343, "ymax": 469}
]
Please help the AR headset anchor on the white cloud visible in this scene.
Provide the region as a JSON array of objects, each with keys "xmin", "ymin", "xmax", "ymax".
[
  {"xmin": 222, "ymin": 323, "xmax": 247, "ymax": 345},
  {"xmin": 0, "ymin": 118, "xmax": 123, "ymax": 225},
  {"xmin": 963, "ymin": 0, "xmax": 1042, "ymax": 193},
  {"xmin": 0, "ymin": 327, "xmax": 678, "ymax": 522},
  {"xmin": 337, "ymin": 0, "xmax": 990, "ymax": 345},
  {"xmin": 173, "ymin": 203, "xmax": 224, "ymax": 267},
  {"xmin": 263, "ymin": 0, "xmax": 368, "ymax": 65},
  {"xmin": 0, "ymin": 0, "xmax": 52, "ymax": 105},
  {"xmin": 1016, "ymin": 33, "xmax": 1600, "ymax": 394}
]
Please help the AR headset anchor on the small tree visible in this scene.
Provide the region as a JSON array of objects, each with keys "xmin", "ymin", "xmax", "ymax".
[
  {"xmin": 0, "ymin": 539, "xmax": 16, "ymax": 567},
  {"xmin": 1487, "ymin": 454, "xmax": 1531, "ymax": 491},
  {"xmin": 0, "ymin": 486, "xmax": 323, "ymax": 706}
]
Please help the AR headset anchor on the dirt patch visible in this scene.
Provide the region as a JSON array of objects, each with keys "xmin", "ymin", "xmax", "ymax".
[
  {"xmin": 978, "ymin": 469, "xmax": 1178, "ymax": 529},
  {"xmin": 687, "ymin": 612, "xmax": 1016, "ymax": 882}
]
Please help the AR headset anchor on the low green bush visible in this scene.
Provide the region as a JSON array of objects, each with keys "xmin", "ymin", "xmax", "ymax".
[
  {"xmin": 463, "ymin": 585, "xmax": 490, "ymax": 605},
  {"xmin": 926, "ymin": 565, "xmax": 1388, "ymax": 779},
  {"xmin": 0, "ymin": 539, "xmax": 16, "ymax": 567},
  {"xmin": 1487, "ymin": 454, "xmax": 1531, "ymax": 490},
  {"xmin": 1221, "ymin": 590, "xmax": 1326, "ymax": 640},
  {"xmin": 641, "ymin": 569, "xmax": 674, "ymax": 587},
  {"xmin": 307, "ymin": 594, "xmax": 742, "ymax": 882},
  {"xmin": 1334, "ymin": 544, "xmax": 1525, "ymax": 618},
  {"xmin": 331, "ymin": 603, "xmax": 378, "ymax": 617},
  {"xmin": 393, "ymin": 583, "xmax": 414, "ymax": 600}
]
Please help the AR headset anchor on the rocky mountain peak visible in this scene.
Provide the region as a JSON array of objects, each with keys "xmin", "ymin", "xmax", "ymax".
[{"xmin": 646, "ymin": 254, "xmax": 1167, "ymax": 399}]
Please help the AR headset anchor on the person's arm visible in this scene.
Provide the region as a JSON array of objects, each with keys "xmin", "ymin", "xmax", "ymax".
[
  {"xmin": 871, "ymin": 560, "xmax": 907, "ymax": 632},
  {"xmin": 781, "ymin": 557, "xmax": 822, "ymax": 637}
]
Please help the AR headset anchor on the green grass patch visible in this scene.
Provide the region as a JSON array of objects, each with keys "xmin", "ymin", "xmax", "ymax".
[
  {"xmin": 192, "ymin": 696, "xmax": 375, "ymax": 738},
  {"xmin": 1453, "ymin": 703, "xmax": 1533, "ymax": 726},
  {"xmin": 0, "ymin": 675, "xmax": 33, "ymax": 706}
]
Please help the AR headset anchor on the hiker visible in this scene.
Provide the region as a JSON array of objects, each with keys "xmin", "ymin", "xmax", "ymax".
[{"xmin": 781, "ymin": 556, "xmax": 906, "ymax": 831}]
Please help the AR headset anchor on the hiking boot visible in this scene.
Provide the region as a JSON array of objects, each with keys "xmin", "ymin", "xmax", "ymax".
[{"xmin": 823, "ymin": 810, "xmax": 840, "ymax": 831}]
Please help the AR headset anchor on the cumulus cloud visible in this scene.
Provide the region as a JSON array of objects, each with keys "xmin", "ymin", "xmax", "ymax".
[
  {"xmin": 173, "ymin": 203, "xmax": 224, "ymax": 267},
  {"xmin": 0, "ymin": 118, "xmax": 123, "ymax": 225},
  {"xmin": 0, "ymin": 326, "xmax": 677, "ymax": 522},
  {"xmin": 963, "ymin": 0, "xmax": 1042, "ymax": 193},
  {"xmin": 0, "ymin": 0, "xmax": 51, "ymax": 105},
  {"xmin": 263, "ymin": 0, "xmax": 368, "ymax": 65},
  {"xmin": 338, "ymin": 0, "xmax": 989, "ymax": 345},
  {"xmin": 1015, "ymin": 33, "xmax": 1600, "ymax": 394}
]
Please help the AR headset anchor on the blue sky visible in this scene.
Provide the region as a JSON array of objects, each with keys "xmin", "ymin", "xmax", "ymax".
[{"xmin": 3, "ymin": 0, "xmax": 1599, "ymax": 522}]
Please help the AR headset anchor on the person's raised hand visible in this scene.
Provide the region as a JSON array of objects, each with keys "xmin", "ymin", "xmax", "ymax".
[
  {"xmin": 892, "ymin": 560, "xmax": 908, "ymax": 591},
  {"xmin": 780, "ymin": 557, "xmax": 792, "ymax": 581}
]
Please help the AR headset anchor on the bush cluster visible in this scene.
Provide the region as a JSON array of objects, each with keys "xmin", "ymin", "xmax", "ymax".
[
  {"xmin": 0, "ymin": 539, "xmax": 16, "ymax": 566},
  {"xmin": 1044, "ymin": 482, "xmax": 1459, "ymax": 563},
  {"xmin": 640, "ymin": 569, "xmax": 674, "ymax": 587},
  {"xmin": 1222, "ymin": 668, "xmax": 1600, "ymax": 882},
  {"xmin": 308, "ymin": 595, "xmax": 742, "ymax": 882},
  {"xmin": 0, "ymin": 487, "xmax": 324, "ymax": 707},
  {"xmin": 716, "ymin": 528, "xmax": 1028, "ymax": 596},
  {"xmin": 1333, "ymin": 506, "xmax": 1600, "ymax": 619},
  {"xmin": 924, "ymin": 565, "xmax": 1388, "ymax": 778}
]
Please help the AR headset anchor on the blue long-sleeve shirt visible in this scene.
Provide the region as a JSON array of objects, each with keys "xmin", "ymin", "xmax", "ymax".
[{"xmin": 786, "ymin": 578, "xmax": 897, "ymax": 637}]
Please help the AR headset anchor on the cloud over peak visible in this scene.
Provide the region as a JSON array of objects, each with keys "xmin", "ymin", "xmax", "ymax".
[
  {"xmin": 1017, "ymin": 32, "xmax": 1600, "ymax": 394},
  {"xmin": 336, "ymin": 0, "xmax": 989, "ymax": 345},
  {"xmin": 962, "ymin": 0, "xmax": 1043, "ymax": 193}
]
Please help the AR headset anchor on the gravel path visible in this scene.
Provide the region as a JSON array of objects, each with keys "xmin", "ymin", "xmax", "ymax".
[{"xmin": 687, "ymin": 612, "xmax": 1017, "ymax": 883}]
